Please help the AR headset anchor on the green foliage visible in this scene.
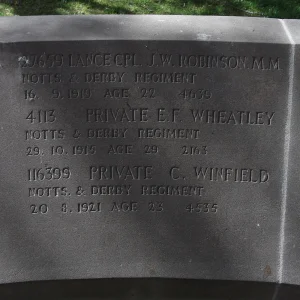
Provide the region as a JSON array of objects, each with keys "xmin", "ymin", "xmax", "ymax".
[{"xmin": 0, "ymin": 0, "xmax": 299, "ymax": 18}]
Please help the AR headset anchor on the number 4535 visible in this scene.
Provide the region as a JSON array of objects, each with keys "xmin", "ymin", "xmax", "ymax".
[{"xmin": 186, "ymin": 203, "xmax": 218, "ymax": 213}]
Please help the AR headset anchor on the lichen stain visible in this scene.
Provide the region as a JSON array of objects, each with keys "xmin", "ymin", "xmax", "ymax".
[
  {"xmin": 263, "ymin": 265, "xmax": 272, "ymax": 279},
  {"xmin": 196, "ymin": 33, "xmax": 212, "ymax": 41}
]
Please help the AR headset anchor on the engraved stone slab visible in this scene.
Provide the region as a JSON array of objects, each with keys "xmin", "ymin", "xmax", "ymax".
[{"xmin": 0, "ymin": 15, "xmax": 298, "ymax": 287}]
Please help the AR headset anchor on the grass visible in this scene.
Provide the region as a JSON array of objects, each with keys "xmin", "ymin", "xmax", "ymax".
[{"xmin": 0, "ymin": 0, "xmax": 299, "ymax": 18}]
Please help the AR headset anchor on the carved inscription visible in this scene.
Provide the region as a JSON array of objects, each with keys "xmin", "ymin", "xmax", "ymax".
[{"xmin": 19, "ymin": 45, "xmax": 280, "ymax": 217}]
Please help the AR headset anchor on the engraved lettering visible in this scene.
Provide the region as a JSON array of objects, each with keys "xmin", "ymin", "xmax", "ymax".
[
  {"xmin": 135, "ymin": 72, "xmax": 196, "ymax": 84},
  {"xmin": 141, "ymin": 185, "xmax": 204, "ymax": 196},
  {"xmin": 89, "ymin": 165, "xmax": 153, "ymax": 180},
  {"xmin": 25, "ymin": 129, "xmax": 65, "ymax": 140},
  {"xmin": 138, "ymin": 128, "xmax": 201, "ymax": 139},
  {"xmin": 194, "ymin": 167, "xmax": 269, "ymax": 183},
  {"xmin": 191, "ymin": 109, "xmax": 275, "ymax": 126},
  {"xmin": 87, "ymin": 108, "xmax": 149, "ymax": 123},
  {"xmin": 87, "ymin": 128, "xmax": 128, "ymax": 138},
  {"xmin": 91, "ymin": 185, "xmax": 132, "ymax": 196},
  {"xmin": 85, "ymin": 72, "xmax": 125, "ymax": 83}
]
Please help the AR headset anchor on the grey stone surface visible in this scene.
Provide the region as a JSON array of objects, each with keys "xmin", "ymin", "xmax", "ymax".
[
  {"xmin": 0, "ymin": 15, "xmax": 299, "ymax": 295},
  {"xmin": 280, "ymin": 20, "xmax": 300, "ymax": 287},
  {"xmin": 0, "ymin": 15, "xmax": 289, "ymax": 43}
]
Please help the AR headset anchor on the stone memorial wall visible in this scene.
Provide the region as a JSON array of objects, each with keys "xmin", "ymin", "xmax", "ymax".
[{"xmin": 0, "ymin": 15, "xmax": 299, "ymax": 289}]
